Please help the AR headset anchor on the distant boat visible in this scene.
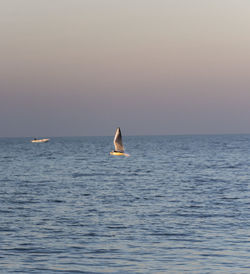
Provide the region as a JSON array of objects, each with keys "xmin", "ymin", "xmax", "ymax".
[
  {"xmin": 110, "ymin": 128, "xmax": 129, "ymax": 156},
  {"xmin": 31, "ymin": 138, "xmax": 50, "ymax": 143}
]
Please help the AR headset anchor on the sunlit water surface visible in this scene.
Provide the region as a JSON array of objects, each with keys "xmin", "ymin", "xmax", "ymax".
[{"xmin": 0, "ymin": 135, "xmax": 250, "ymax": 273}]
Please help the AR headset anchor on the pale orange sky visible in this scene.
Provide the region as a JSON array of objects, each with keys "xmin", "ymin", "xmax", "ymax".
[{"xmin": 0, "ymin": 0, "xmax": 250, "ymax": 137}]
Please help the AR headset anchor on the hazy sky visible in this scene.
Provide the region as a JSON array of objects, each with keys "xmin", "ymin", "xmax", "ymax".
[{"xmin": 1, "ymin": 0, "xmax": 250, "ymax": 137}]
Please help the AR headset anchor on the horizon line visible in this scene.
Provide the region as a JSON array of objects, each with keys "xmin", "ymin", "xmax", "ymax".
[{"xmin": 1, "ymin": 132, "xmax": 250, "ymax": 139}]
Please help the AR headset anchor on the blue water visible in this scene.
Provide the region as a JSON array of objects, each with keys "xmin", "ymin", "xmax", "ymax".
[{"xmin": 1, "ymin": 135, "xmax": 250, "ymax": 273}]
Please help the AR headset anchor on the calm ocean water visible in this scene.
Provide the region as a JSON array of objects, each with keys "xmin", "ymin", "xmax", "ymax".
[{"xmin": 0, "ymin": 135, "xmax": 250, "ymax": 273}]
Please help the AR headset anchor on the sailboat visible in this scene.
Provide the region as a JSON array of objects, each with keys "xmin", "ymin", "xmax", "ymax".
[{"xmin": 110, "ymin": 127, "xmax": 128, "ymax": 156}]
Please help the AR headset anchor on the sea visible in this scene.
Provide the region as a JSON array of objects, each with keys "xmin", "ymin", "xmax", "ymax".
[{"xmin": 0, "ymin": 134, "xmax": 250, "ymax": 273}]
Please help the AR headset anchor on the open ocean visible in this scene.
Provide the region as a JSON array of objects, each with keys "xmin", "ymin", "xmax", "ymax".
[{"xmin": 0, "ymin": 134, "xmax": 250, "ymax": 273}]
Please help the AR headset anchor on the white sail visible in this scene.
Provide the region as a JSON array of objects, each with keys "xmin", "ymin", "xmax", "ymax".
[{"xmin": 113, "ymin": 127, "xmax": 124, "ymax": 152}]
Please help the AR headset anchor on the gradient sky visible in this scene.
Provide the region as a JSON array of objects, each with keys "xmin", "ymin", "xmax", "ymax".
[{"xmin": 1, "ymin": 0, "xmax": 250, "ymax": 137}]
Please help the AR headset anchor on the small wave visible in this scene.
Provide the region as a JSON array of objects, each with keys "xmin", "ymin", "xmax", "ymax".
[
  {"xmin": 0, "ymin": 227, "xmax": 17, "ymax": 232},
  {"xmin": 47, "ymin": 199, "xmax": 64, "ymax": 203},
  {"xmin": 11, "ymin": 200, "xmax": 39, "ymax": 204},
  {"xmin": 107, "ymin": 225, "xmax": 128, "ymax": 230},
  {"xmin": 82, "ymin": 193, "xmax": 91, "ymax": 197},
  {"xmin": 0, "ymin": 210, "xmax": 13, "ymax": 214},
  {"xmin": 0, "ymin": 179, "xmax": 13, "ymax": 182},
  {"xmin": 201, "ymin": 253, "xmax": 228, "ymax": 257},
  {"xmin": 83, "ymin": 232, "xmax": 98, "ymax": 237},
  {"xmin": 188, "ymin": 205, "xmax": 203, "ymax": 208},
  {"xmin": 221, "ymin": 196, "xmax": 239, "ymax": 200},
  {"xmin": 150, "ymin": 232, "xmax": 191, "ymax": 237},
  {"xmin": 222, "ymin": 164, "xmax": 242, "ymax": 169},
  {"xmin": 72, "ymin": 173, "xmax": 106, "ymax": 178},
  {"xmin": 6, "ymin": 247, "xmax": 64, "ymax": 254},
  {"xmin": 91, "ymin": 248, "xmax": 120, "ymax": 254}
]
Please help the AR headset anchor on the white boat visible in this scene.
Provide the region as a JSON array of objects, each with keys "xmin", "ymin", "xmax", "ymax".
[
  {"xmin": 31, "ymin": 138, "xmax": 50, "ymax": 143},
  {"xmin": 110, "ymin": 128, "xmax": 129, "ymax": 156}
]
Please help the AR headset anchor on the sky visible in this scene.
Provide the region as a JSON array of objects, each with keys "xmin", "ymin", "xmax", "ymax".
[{"xmin": 1, "ymin": 0, "xmax": 250, "ymax": 137}]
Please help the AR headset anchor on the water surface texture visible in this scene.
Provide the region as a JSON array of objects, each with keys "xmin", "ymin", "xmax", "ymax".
[{"xmin": 1, "ymin": 135, "xmax": 250, "ymax": 273}]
